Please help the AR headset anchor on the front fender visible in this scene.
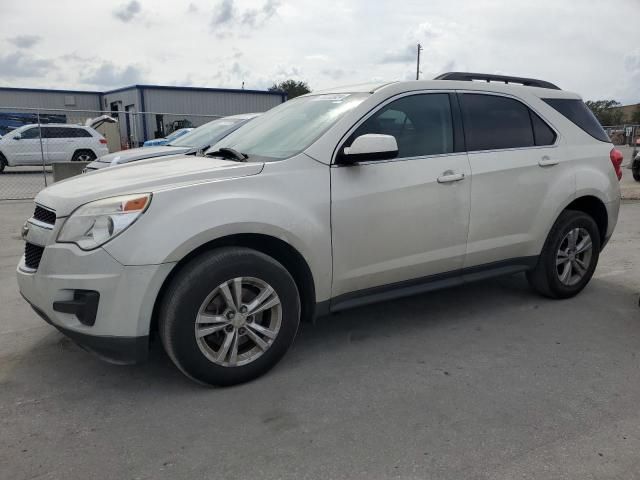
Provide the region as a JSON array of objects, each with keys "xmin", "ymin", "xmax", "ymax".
[{"xmin": 103, "ymin": 157, "xmax": 332, "ymax": 301}]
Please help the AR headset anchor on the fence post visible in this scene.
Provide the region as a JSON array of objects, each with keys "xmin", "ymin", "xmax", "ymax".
[{"xmin": 37, "ymin": 110, "xmax": 47, "ymax": 187}]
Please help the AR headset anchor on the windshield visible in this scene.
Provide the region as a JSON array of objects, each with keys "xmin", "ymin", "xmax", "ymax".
[
  {"xmin": 168, "ymin": 117, "xmax": 245, "ymax": 148},
  {"xmin": 164, "ymin": 128, "xmax": 190, "ymax": 142},
  {"xmin": 209, "ymin": 93, "xmax": 369, "ymax": 160}
]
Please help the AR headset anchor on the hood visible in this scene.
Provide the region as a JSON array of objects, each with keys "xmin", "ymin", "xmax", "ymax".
[
  {"xmin": 96, "ymin": 145, "xmax": 190, "ymax": 165},
  {"xmin": 36, "ymin": 155, "xmax": 264, "ymax": 217}
]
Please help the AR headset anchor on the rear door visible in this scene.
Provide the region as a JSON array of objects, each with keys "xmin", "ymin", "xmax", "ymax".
[
  {"xmin": 331, "ymin": 92, "xmax": 471, "ymax": 300},
  {"xmin": 458, "ymin": 92, "xmax": 565, "ymax": 269},
  {"xmin": 42, "ymin": 126, "xmax": 71, "ymax": 162}
]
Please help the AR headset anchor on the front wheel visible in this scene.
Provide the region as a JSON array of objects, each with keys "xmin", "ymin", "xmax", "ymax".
[
  {"xmin": 527, "ymin": 211, "xmax": 601, "ymax": 299},
  {"xmin": 159, "ymin": 247, "xmax": 301, "ymax": 386},
  {"xmin": 0, "ymin": 154, "xmax": 7, "ymax": 173}
]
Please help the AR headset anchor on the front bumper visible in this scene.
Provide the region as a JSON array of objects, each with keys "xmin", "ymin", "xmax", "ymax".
[
  {"xmin": 17, "ymin": 241, "xmax": 174, "ymax": 364},
  {"xmin": 25, "ymin": 297, "xmax": 148, "ymax": 364}
]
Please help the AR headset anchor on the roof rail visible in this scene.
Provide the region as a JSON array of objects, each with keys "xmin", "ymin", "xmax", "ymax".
[{"xmin": 434, "ymin": 72, "xmax": 561, "ymax": 90}]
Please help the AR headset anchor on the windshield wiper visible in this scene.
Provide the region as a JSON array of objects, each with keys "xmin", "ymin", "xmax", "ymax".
[{"xmin": 205, "ymin": 147, "xmax": 248, "ymax": 162}]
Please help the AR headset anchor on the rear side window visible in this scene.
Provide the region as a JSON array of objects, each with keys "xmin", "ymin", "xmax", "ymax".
[
  {"xmin": 530, "ymin": 112, "xmax": 556, "ymax": 146},
  {"xmin": 42, "ymin": 127, "xmax": 91, "ymax": 138},
  {"xmin": 70, "ymin": 128, "xmax": 92, "ymax": 138},
  {"xmin": 42, "ymin": 127, "xmax": 67, "ymax": 139},
  {"xmin": 542, "ymin": 98, "xmax": 609, "ymax": 143},
  {"xmin": 460, "ymin": 94, "xmax": 534, "ymax": 151}
]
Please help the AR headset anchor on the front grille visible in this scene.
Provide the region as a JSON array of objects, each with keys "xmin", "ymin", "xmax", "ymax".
[
  {"xmin": 33, "ymin": 205, "xmax": 56, "ymax": 225},
  {"xmin": 24, "ymin": 242, "xmax": 44, "ymax": 270}
]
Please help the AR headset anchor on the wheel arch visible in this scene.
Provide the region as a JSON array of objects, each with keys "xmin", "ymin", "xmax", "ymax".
[
  {"xmin": 562, "ymin": 195, "xmax": 608, "ymax": 245},
  {"xmin": 149, "ymin": 233, "xmax": 317, "ymax": 336},
  {"xmin": 72, "ymin": 148, "xmax": 96, "ymax": 160},
  {"xmin": 0, "ymin": 151, "xmax": 7, "ymax": 168}
]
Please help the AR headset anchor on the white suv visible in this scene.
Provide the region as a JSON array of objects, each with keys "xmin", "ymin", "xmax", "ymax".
[
  {"xmin": 0, "ymin": 124, "xmax": 108, "ymax": 172},
  {"xmin": 17, "ymin": 73, "xmax": 622, "ymax": 386}
]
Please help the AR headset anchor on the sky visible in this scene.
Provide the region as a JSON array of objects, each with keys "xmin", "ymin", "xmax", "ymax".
[{"xmin": 1, "ymin": 0, "xmax": 639, "ymax": 104}]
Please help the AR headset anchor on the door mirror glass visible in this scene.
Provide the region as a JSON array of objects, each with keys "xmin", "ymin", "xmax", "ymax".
[{"xmin": 341, "ymin": 134, "xmax": 398, "ymax": 163}]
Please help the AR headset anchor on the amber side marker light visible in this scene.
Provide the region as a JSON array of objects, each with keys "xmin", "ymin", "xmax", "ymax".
[{"xmin": 123, "ymin": 196, "xmax": 150, "ymax": 212}]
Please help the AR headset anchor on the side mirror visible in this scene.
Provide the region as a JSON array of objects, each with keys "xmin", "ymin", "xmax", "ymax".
[
  {"xmin": 13, "ymin": 134, "xmax": 21, "ymax": 140},
  {"xmin": 340, "ymin": 134, "xmax": 398, "ymax": 164}
]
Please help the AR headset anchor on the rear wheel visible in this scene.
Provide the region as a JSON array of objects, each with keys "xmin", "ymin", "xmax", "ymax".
[
  {"xmin": 633, "ymin": 167, "xmax": 640, "ymax": 182},
  {"xmin": 0, "ymin": 154, "xmax": 7, "ymax": 173},
  {"xmin": 159, "ymin": 247, "xmax": 301, "ymax": 386},
  {"xmin": 527, "ymin": 210, "xmax": 600, "ymax": 299},
  {"xmin": 71, "ymin": 150, "xmax": 96, "ymax": 162}
]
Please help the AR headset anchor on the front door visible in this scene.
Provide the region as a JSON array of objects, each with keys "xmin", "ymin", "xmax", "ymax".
[
  {"xmin": 4, "ymin": 126, "xmax": 45, "ymax": 165},
  {"xmin": 331, "ymin": 92, "xmax": 471, "ymax": 300}
]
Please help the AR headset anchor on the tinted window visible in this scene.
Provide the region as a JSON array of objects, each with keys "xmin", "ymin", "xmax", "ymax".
[
  {"xmin": 20, "ymin": 127, "xmax": 41, "ymax": 139},
  {"xmin": 350, "ymin": 93, "xmax": 453, "ymax": 158},
  {"xmin": 542, "ymin": 98, "xmax": 609, "ymax": 143},
  {"xmin": 71, "ymin": 128, "xmax": 92, "ymax": 138},
  {"xmin": 460, "ymin": 94, "xmax": 534, "ymax": 151},
  {"xmin": 530, "ymin": 111, "xmax": 556, "ymax": 146},
  {"xmin": 42, "ymin": 127, "xmax": 70, "ymax": 139}
]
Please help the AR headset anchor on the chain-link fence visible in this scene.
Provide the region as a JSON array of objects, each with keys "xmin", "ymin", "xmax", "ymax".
[
  {"xmin": 0, "ymin": 106, "xmax": 223, "ymax": 200},
  {"xmin": 602, "ymin": 124, "xmax": 640, "ymax": 146}
]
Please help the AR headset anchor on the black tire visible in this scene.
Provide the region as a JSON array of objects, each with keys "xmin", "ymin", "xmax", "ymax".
[
  {"xmin": 71, "ymin": 150, "xmax": 96, "ymax": 162},
  {"xmin": 0, "ymin": 154, "xmax": 7, "ymax": 173},
  {"xmin": 527, "ymin": 210, "xmax": 601, "ymax": 299},
  {"xmin": 633, "ymin": 168, "xmax": 640, "ymax": 182},
  {"xmin": 159, "ymin": 247, "xmax": 301, "ymax": 386}
]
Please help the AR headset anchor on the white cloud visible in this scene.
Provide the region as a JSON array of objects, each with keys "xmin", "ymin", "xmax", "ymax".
[
  {"xmin": 0, "ymin": 0, "xmax": 637, "ymax": 104},
  {"xmin": 113, "ymin": 0, "xmax": 141, "ymax": 23},
  {"xmin": 81, "ymin": 62, "xmax": 146, "ymax": 87},
  {"xmin": 7, "ymin": 35, "xmax": 42, "ymax": 49},
  {"xmin": 0, "ymin": 53, "xmax": 52, "ymax": 78}
]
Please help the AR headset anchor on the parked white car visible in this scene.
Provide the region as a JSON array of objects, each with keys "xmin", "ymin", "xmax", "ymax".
[
  {"xmin": 0, "ymin": 124, "xmax": 108, "ymax": 172},
  {"xmin": 17, "ymin": 73, "xmax": 622, "ymax": 386}
]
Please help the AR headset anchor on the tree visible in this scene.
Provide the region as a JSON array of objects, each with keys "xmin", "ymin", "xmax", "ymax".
[
  {"xmin": 631, "ymin": 107, "xmax": 640, "ymax": 124},
  {"xmin": 269, "ymin": 80, "xmax": 311, "ymax": 100},
  {"xmin": 585, "ymin": 99, "xmax": 623, "ymax": 125}
]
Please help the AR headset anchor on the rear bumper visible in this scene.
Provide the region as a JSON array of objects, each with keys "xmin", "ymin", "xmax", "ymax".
[
  {"xmin": 602, "ymin": 199, "xmax": 621, "ymax": 250},
  {"xmin": 26, "ymin": 297, "xmax": 148, "ymax": 364}
]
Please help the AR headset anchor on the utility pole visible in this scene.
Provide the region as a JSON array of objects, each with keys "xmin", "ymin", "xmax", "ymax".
[{"xmin": 416, "ymin": 43, "xmax": 423, "ymax": 80}]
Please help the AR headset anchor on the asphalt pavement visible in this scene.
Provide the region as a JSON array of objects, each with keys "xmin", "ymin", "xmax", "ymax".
[{"xmin": 1, "ymin": 200, "xmax": 640, "ymax": 480}]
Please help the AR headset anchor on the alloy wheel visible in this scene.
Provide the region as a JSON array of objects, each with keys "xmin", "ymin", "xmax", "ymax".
[
  {"xmin": 555, "ymin": 227, "xmax": 593, "ymax": 286},
  {"xmin": 195, "ymin": 277, "xmax": 282, "ymax": 367}
]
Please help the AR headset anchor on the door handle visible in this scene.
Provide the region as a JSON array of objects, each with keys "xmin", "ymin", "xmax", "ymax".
[
  {"xmin": 437, "ymin": 171, "xmax": 465, "ymax": 184},
  {"xmin": 538, "ymin": 156, "xmax": 559, "ymax": 167}
]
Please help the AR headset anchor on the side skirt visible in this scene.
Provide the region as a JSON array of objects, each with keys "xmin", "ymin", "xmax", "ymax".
[{"xmin": 319, "ymin": 256, "xmax": 538, "ymax": 315}]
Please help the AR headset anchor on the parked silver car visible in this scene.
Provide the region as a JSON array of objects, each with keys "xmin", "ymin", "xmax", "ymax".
[
  {"xmin": 18, "ymin": 73, "xmax": 621, "ymax": 386},
  {"xmin": 84, "ymin": 113, "xmax": 259, "ymax": 171}
]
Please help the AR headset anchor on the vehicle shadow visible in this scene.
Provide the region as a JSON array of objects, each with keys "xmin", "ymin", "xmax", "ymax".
[{"xmin": 3, "ymin": 272, "xmax": 635, "ymax": 394}]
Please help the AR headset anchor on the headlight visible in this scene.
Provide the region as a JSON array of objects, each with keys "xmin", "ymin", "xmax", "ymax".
[{"xmin": 57, "ymin": 193, "xmax": 151, "ymax": 250}]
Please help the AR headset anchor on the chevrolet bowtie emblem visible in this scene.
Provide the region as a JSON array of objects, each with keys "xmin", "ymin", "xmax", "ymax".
[{"xmin": 21, "ymin": 221, "xmax": 29, "ymax": 241}]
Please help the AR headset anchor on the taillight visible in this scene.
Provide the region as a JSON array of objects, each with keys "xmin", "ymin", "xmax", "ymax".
[
  {"xmin": 99, "ymin": 138, "xmax": 107, "ymax": 144},
  {"xmin": 610, "ymin": 148, "xmax": 623, "ymax": 181}
]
